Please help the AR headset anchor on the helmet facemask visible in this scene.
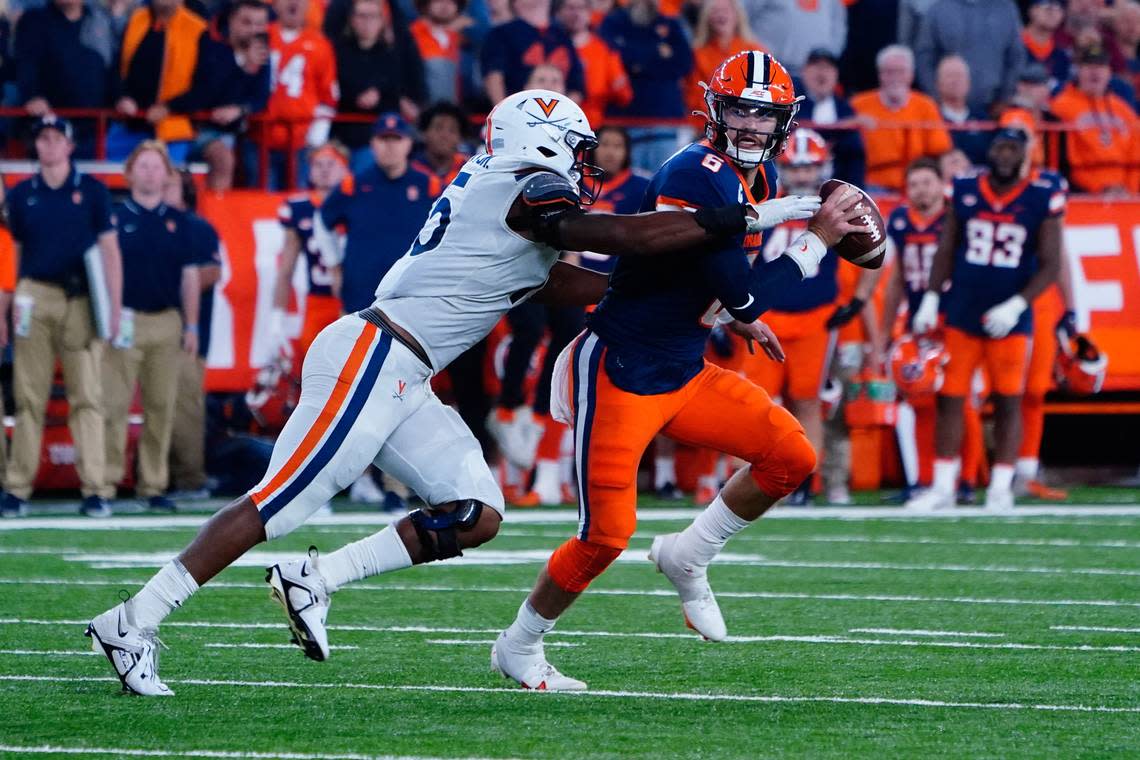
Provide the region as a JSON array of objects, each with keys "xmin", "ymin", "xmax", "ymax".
[
  {"xmin": 536, "ymin": 129, "xmax": 604, "ymax": 204},
  {"xmin": 704, "ymin": 89, "xmax": 800, "ymax": 167}
]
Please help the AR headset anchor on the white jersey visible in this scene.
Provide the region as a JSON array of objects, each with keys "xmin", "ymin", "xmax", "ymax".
[{"xmin": 372, "ymin": 153, "xmax": 560, "ymax": 371}]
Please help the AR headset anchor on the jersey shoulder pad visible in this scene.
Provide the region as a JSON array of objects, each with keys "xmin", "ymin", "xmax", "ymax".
[
  {"xmin": 519, "ymin": 171, "xmax": 579, "ymax": 209},
  {"xmin": 654, "ymin": 147, "xmax": 737, "ymax": 210},
  {"xmin": 887, "ymin": 206, "xmax": 910, "ymax": 234}
]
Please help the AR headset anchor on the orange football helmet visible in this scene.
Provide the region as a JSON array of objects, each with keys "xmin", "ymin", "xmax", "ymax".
[
  {"xmin": 701, "ymin": 50, "xmax": 802, "ymax": 167},
  {"xmin": 245, "ymin": 349, "xmax": 301, "ymax": 433},
  {"xmin": 1054, "ymin": 333, "xmax": 1107, "ymax": 395},
  {"xmin": 779, "ymin": 127, "xmax": 831, "ymax": 167},
  {"xmin": 889, "ymin": 333, "xmax": 948, "ymax": 398}
]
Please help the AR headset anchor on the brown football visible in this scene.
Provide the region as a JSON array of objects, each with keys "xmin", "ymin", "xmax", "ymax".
[{"xmin": 820, "ymin": 179, "xmax": 887, "ymax": 270}]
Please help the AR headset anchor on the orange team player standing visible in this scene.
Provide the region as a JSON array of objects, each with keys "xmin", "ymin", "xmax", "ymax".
[
  {"xmin": 492, "ymin": 51, "xmax": 873, "ymax": 690},
  {"xmin": 261, "ymin": 0, "xmax": 339, "ymax": 188},
  {"xmin": 685, "ymin": 0, "xmax": 764, "ymax": 132},
  {"xmin": 0, "ymin": 214, "xmax": 14, "ymax": 481},
  {"xmin": 1049, "ymin": 42, "xmax": 1140, "ymax": 195},
  {"xmin": 851, "ymin": 44, "xmax": 951, "ymax": 192},
  {"xmin": 906, "ymin": 126, "xmax": 1065, "ymax": 512},
  {"xmin": 269, "ymin": 144, "xmax": 350, "ymax": 361},
  {"xmin": 556, "ymin": 0, "xmax": 632, "ymax": 128}
]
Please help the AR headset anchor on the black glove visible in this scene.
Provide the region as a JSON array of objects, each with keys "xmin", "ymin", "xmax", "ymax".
[
  {"xmin": 825, "ymin": 298, "xmax": 865, "ymax": 329},
  {"xmin": 1055, "ymin": 310, "xmax": 1077, "ymax": 341},
  {"xmin": 708, "ymin": 324, "xmax": 734, "ymax": 358}
]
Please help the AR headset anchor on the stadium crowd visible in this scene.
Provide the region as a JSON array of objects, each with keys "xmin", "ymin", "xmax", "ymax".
[{"xmin": 0, "ymin": 0, "xmax": 1134, "ymax": 515}]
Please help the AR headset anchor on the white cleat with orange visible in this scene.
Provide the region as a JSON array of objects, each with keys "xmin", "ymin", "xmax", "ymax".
[
  {"xmin": 490, "ymin": 632, "xmax": 586, "ymax": 691},
  {"xmin": 648, "ymin": 532, "xmax": 727, "ymax": 642}
]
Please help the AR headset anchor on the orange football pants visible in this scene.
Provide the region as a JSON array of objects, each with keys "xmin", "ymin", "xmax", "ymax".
[
  {"xmin": 567, "ymin": 332, "xmax": 815, "ymax": 550},
  {"xmin": 942, "ymin": 327, "xmax": 1030, "ymax": 397}
]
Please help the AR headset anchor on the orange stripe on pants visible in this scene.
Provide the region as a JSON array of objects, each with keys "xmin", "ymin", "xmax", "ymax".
[{"xmin": 251, "ymin": 321, "xmax": 377, "ymax": 505}]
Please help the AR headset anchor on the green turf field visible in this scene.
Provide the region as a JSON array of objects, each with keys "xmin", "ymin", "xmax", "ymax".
[{"xmin": 2, "ymin": 501, "xmax": 1139, "ymax": 759}]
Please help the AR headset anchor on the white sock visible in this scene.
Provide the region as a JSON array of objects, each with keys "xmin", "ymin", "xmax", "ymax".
[
  {"xmin": 673, "ymin": 494, "xmax": 750, "ymax": 568},
  {"xmin": 128, "ymin": 560, "xmax": 199, "ymax": 630},
  {"xmin": 1015, "ymin": 457, "xmax": 1038, "ymax": 483},
  {"xmin": 505, "ymin": 600, "xmax": 557, "ymax": 649},
  {"xmin": 654, "ymin": 456, "xmax": 676, "ymax": 488},
  {"xmin": 319, "ymin": 524, "xmax": 412, "ymax": 593},
  {"xmin": 932, "ymin": 458, "xmax": 960, "ymax": 495},
  {"xmin": 989, "ymin": 463, "xmax": 1015, "ymax": 494}
]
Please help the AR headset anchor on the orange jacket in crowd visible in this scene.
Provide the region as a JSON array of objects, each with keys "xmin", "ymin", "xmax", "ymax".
[
  {"xmin": 263, "ymin": 24, "xmax": 339, "ymax": 150},
  {"xmin": 850, "ymin": 89, "xmax": 952, "ymax": 191},
  {"xmin": 575, "ymin": 32, "xmax": 633, "ymax": 128},
  {"xmin": 686, "ymin": 37, "xmax": 760, "ymax": 131},
  {"xmin": 120, "ymin": 5, "xmax": 207, "ymax": 143},
  {"xmin": 0, "ymin": 228, "xmax": 14, "ymax": 292},
  {"xmin": 1049, "ymin": 84, "xmax": 1140, "ymax": 194}
]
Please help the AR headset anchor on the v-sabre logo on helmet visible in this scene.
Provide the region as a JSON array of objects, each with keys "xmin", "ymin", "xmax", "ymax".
[{"xmin": 534, "ymin": 97, "xmax": 560, "ymax": 117}]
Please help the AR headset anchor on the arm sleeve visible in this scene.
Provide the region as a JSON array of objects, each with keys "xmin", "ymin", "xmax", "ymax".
[
  {"xmin": 662, "ymin": 19, "xmax": 693, "ymax": 79},
  {"xmin": 480, "ymin": 26, "xmax": 507, "ymax": 76},
  {"xmin": 90, "ymin": 182, "xmax": 114, "ymax": 235},
  {"xmin": 316, "ymin": 191, "xmax": 348, "ymax": 265},
  {"xmin": 701, "ymin": 244, "xmax": 804, "ymax": 324}
]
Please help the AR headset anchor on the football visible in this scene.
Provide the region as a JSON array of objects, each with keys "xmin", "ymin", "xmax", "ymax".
[{"xmin": 820, "ymin": 178, "xmax": 887, "ymax": 269}]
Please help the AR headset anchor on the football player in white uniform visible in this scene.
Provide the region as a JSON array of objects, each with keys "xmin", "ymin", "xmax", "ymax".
[{"xmin": 84, "ymin": 90, "xmax": 822, "ymax": 696}]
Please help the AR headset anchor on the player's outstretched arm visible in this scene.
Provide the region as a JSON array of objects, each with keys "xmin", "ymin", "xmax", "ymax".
[{"xmin": 529, "ymin": 260, "xmax": 609, "ymax": 306}]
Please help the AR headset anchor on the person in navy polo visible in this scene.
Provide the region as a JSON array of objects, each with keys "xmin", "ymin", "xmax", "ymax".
[
  {"xmin": 101, "ymin": 141, "xmax": 201, "ymax": 513},
  {"xmin": 317, "ymin": 112, "xmax": 441, "ymax": 315},
  {"xmin": 0, "ymin": 115, "xmax": 123, "ymax": 519}
]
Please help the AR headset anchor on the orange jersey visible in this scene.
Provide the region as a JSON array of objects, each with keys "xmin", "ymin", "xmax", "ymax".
[
  {"xmin": 264, "ymin": 24, "xmax": 339, "ymax": 150},
  {"xmin": 409, "ymin": 18, "xmax": 460, "ymax": 63},
  {"xmin": 850, "ymin": 89, "xmax": 952, "ymax": 191},
  {"xmin": 576, "ymin": 33, "xmax": 632, "ymax": 128},
  {"xmin": 686, "ymin": 37, "xmax": 762, "ymax": 131},
  {"xmin": 1049, "ymin": 85, "xmax": 1140, "ymax": 193},
  {"xmin": 0, "ymin": 227, "xmax": 15, "ymax": 291}
]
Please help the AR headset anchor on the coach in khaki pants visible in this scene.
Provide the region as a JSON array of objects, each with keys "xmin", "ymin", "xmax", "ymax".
[
  {"xmin": 101, "ymin": 142, "xmax": 199, "ymax": 511},
  {"xmin": 0, "ymin": 116, "xmax": 123, "ymax": 519}
]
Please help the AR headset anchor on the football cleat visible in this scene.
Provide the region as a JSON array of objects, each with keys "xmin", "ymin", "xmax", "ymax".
[
  {"xmin": 348, "ymin": 473, "xmax": 385, "ymax": 504},
  {"xmin": 266, "ymin": 547, "xmax": 331, "ymax": 662},
  {"xmin": 490, "ymin": 633, "xmax": 586, "ymax": 691},
  {"xmin": 984, "ymin": 488, "xmax": 1015, "ymax": 511},
  {"xmin": 0, "ymin": 492, "xmax": 27, "ymax": 518},
  {"xmin": 487, "ymin": 406, "xmax": 544, "ymax": 470},
  {"xmin": 648, "ymin": 533, "xmax": 727, "ymax": 642},
  {"xmin": 1015, "ymin": 479, "xmax": 1068, "ymax": 501},
  {"xmin": 904, "ymin": 488, "xmax": 956, "ymax": 512},
  {"xmin": 85, "ymin": 603, "xmax": 173, "ymax": 696},
  {"xmin": 79, "ymin": 495, "xmax": 112, "ymax": 518}
]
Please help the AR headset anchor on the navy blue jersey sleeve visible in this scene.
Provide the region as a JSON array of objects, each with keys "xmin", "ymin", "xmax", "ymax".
[
  {"xmin": 886, "ymin": 207, "xmax": 908, "ymax": 249},
  {"xmin": 702, "ymin": 245, "xmax": 804, "ymax": 323},
  {"xmin": 318, "ymin": 188, "xmax": 350, "ymax": 230},
  {"xmin": 7, "ymin": 183, "xmax": 26, "ymax": 242},
  {"xmin": 191, "ymin": 217, "xmax": 221, "ymax": 267},
  {"xmin": 88, "ymin": 179, "xmax": 114, "ymax": 235},
  {"xmin": 654, "ymin": 166, "xmax": 735, "ymax": 210}
]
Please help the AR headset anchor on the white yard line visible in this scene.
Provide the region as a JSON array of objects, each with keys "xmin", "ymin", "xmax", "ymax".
[
  {"xmin": 5, "ymin": 581, "xmax": 1140, "ymax": 609},
  {"xmin": 425, "ymin": 639, "xmax": 580, "ymax": 648},
  {"xmin": 0, "ymin": 619, "xmax": 1134, "ymax": 653},
  {"xmin": 203, "ymin": 643, "xmax": 360, "ymax": 651},
  {"xmin": 1, "ymin": 505, "xmax": 1138, "ymax": 531},
  {"xmin": 0, "ymin": 745, "xmax": 499, "ymax": 760},
  {"xmin": 848, "ymin": 629, "xmax": 1005, "ymax": 638},
  {"xmin": 0, "ymin": 675, "xmax": 1136, "ymax": 714},
  {"xmin": 1050, "ymin": 625, "xmax": 1140, "ymax": 634},
  {"xmin": 0, "ymin": 649, "xmax": 96, "ymax": 656}
]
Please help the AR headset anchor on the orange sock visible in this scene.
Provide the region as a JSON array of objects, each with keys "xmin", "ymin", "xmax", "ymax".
[
  {"xmin": 546, "ymin": 537, "xmax": 622, "ymax": 593},
  {"xmin": 915, "ymin": 402, "xmax": 936, "ymax": 485},
  {"xmin": 536, "ymin": 414, "xmax": 562, "ymax": 461},
  {"xmin": 1019, "ymin": 393, "xmax": 1046, "ymax": 461},
  {"xmin": 960, "ymin": 404, "xmax": 984, "ymax": 487}
]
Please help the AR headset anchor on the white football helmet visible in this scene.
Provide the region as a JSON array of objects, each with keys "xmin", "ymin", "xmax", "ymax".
[{"xmin": 484, "ymin": 89, "xmax": 603, "ymax": 202}]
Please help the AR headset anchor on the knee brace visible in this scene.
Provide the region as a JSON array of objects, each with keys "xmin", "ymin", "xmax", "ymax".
[
  {"xmin": 546, "ymin": 537, "xmax": 622, "ymax": 593},
  {"xmin": 408, "ymin": 499, "xmax": 484, "ymax": 562},
  {"xmin": 749, "ymin": 430, "xmax": 817, "ymax": 499}
]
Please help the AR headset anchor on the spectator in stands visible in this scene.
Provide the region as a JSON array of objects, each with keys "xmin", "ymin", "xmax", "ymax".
[
  {"xmin": 164, "ymin": 169, "xmax": 221, "ymax": 498},
  {"xmin": 1050, "ymin": 43, "xmax": 1140, "ymax": 195},
  {"xmin": 851, "ymin": 45, "xmax": 952, "ymax": 192},
  {"xmin": 797, "ymin": 47, "xmax": 866, "ymax": 187},
  {"xmin": 842, "ymin": 0, "xmax": 900, "ymax": 96},
  {"xmin": 557, "ymin": 0, "xmax": 632, "ymax": 129},
  {"xmin": 15, "ymin": 0, "xmax": 117, "ymax": 158},
  {"xmin": 938, "ymin": 146, "xmax": 972, "ymax": 179},
  {"xmin": 103, "ymin": 0, "xmax": 139, "ymax": 37},
  {"xmin": 1000, "ymin": 63, "xmax": 1063, "ymax": 170},
  {"xmin": 255, "ymin": 0, "xmax": 338, "ymax": 190},
  {"xmin": 897, "ymin": 0, "xmax": 937, "ymax": 49},
  {"xmin": 112, "ymin": 0, "xmax": 208, "ymax": 163},
  {"xmin": 914, "ymin": 0, "xmax": 1025, "ymax": 116},
  {"xmin": 0, "ymin": 116, "xmax": 122, "ymax": 519},
  {"xmin": 481, "ymin": 0, "xmax": 583, "ymax": 104},
  {"xmin": 171, "ymin": 0, "xmax": 271, "ymax": 191},
  {"xmin": 1116, "ymin": 0, "xmax": 1140, "ymax": 97},
  {"xmin": 317, "ymin": 113, "xmax": 440, "ymax": 314},
  {"xmin": 332, "ymin": 0, "xmax": 425, "ymax": 173},
  {"xmin": 102, "ymin": 142, "xmax": 200, "ymax": 512},
  {"xmin": 686, "ymin": 0, "xmax": 757, "ymax": 131},
  {"xmin": 1056, "ymin": 0, "xmax": 1127, "ymax": 73},
  {"xmin": 935, "ymin": 55, "xmax": 990, "ymax": 166},
  {"xmin": 409, "ymin": 0, "xmax": 465, "ymax": 106},
  {"xmin": 1022, "ymin": 0, "xmax": 1072, "ymax": 93},
  {"xmin": 411, "ymin": 102, "xmax": 470, "ymax": 184},
  {"xmin": 743, "ymin": 0, "xmax": 846, "ymax": 75},
  {"xmin": 600, "ymin": 0, "xmax": 693, "ymax": 172}
]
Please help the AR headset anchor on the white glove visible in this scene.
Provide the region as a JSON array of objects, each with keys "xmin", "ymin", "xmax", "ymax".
[
  {"xmin": 982, "ymin": 295, "xmax": 1027, "ymax": 338},
  {"xmin": 268, "ymin": 307, "xmax": 293, "ymax": 358},
  {"xmin": 305, "ymin": 117, "xmax": 332, "ymax": 148},
  {"xmin": 746, "ymin": 195, "xmax": 822, "ymax": 233},
  {"xmin": 912, "ymin": 291, "xmax": 940, "ymax": 335}
]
